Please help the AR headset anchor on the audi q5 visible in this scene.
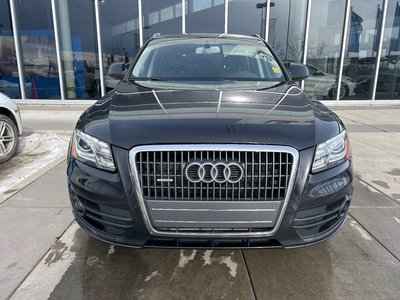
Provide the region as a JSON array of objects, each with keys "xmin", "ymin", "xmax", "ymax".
[{"xmin": 67, "ymin": 34, "xmax": 353, "ymax": 248}]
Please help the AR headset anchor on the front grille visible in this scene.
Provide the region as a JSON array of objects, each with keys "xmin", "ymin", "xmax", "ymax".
[{"xmin": 135, "ymin": 149, "xmax": 294, "ymax": 201}]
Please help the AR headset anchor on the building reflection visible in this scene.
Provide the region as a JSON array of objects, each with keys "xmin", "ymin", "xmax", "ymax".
[{"xmin": 0, "ymin": 0, "xmax": 398, "ymax": 101}]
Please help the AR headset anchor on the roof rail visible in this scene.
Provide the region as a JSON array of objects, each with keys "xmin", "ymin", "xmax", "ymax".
[{"xmin": 251, "ymin": 34, "xmax": 263, "ymax": 40}]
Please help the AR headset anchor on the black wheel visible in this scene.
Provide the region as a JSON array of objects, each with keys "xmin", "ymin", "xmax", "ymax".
[
  {"xmin": 329, "ymin": 84, "xmax": 349, "ymax": 100},
  {"xmin": 0, "ymin": 114, "xmax": 18, "ymax": 163}
]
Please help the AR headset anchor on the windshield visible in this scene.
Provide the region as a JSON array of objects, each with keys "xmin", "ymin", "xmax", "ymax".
[{"xmin": 131, "ymin": 38, "xmax": 286, "ymax": 88}]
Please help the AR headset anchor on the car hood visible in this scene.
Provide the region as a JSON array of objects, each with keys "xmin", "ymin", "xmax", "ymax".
[{"xmin": 77, "ymin": 82, "xmax": 341, "ymax": 151}]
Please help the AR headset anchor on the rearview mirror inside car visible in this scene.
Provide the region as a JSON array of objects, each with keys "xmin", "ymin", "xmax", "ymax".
[{"xmin": 195, "ymin": 46, "xmax": 221, "ymax": 54}]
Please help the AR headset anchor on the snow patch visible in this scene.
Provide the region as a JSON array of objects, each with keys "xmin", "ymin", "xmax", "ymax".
[
  {"xmin": 219, "ymin": 256, "xmax": 238, "ymax": 278},
  {"xmin": 201, "ymin": 250, "xmax": 237, "ymax": 277},
  {"xmin": 178, "ymin": 250, "xmax": 197, "ymax": 268},
  {"xmin": 145, "ymin": 271, "xmax": 161, "ymax": 282},
  {"xmin": 107, "ymin": 245, "xmax": 115, "ymax": 257},
  {"xmin": 0, "ymin": 132, "xmax": 69, "ymax": 195},
  {"xmin": 202, "ymin": 250, "xmax": 213, "ymax": 266}
]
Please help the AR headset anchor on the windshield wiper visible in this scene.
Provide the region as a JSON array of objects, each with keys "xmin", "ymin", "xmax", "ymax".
[
  {"xmin": 129, "ymin": 77, "xmax": 163, "ymax": 81},
  {"xmin": 256, "ymin": 81, "xmax": 286, "ymax": 91}
]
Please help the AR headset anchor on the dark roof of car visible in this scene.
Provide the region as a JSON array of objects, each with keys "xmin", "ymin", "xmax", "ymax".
[{"xmin": 149, "ymin": 33, "xmax": 263, "ymax": 43}]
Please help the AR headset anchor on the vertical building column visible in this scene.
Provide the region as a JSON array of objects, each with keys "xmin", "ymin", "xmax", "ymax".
[
  {"xmin": 301, "ymin": 0, "xmax": 312, "ymax": 89},
  {"xmin": 8, "ymin": 0, "xmax": 26, "ymax": 99},
  {"xmin": 372, "ymin": 0, "xmax": 388, "ymax": 101},
  {"xmin": 138, "ymin": 0, "xmax": 143, "ymax": 46},
  {"xmin": 224, "ymin": 0, "xmax": 228, "ymax": 34},
  {"xmin": 182, "ymin": 0, "xmax": 186, "ymax": 33},
  {"xmin": 336, "ymin": 0, "xmax": 352, "ymax": 101},
  {"xmin": 51, "ymin": 0, "xmax": 66, "ymax": 101},
  {"xmin": 264, "ymin": 0, "xmax": 271, "ymax": 41},
  {"xmin": 58, "ymin": 0, "xmax": 76, "ymax": 99},
  {"xmin": 95, "ymin": 0, "xmax": 106, "ymax": 97}
]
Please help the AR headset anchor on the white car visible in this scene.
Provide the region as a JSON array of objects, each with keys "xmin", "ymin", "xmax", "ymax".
[
  {"xmin": 0, "ymin": 93, "xmax": 22, "ymax": 163},
  {"xmin": 303, "ymin": 64, "xmax": 356, "ymax": 100}
]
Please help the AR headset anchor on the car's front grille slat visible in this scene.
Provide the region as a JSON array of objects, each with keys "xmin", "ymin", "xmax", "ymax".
[{"xmin": 135, "ymin": 149, "xmax": 294, "ymax": 202}]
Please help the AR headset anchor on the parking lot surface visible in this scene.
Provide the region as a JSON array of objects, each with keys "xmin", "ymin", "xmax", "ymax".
[{"xmin": 1, "ymin": 105, "xmax": 400, "ymax": 300}]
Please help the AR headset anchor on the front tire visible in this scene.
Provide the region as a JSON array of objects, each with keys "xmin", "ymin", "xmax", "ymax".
[{"xmin": 0, "ymin": 115, "xmax": 19, "ymax": 163}]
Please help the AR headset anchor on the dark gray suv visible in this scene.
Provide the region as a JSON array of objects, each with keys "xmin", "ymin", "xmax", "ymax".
[{"xmin": 67, "ymin": 34, "xmax": 353, "ymax": 248}]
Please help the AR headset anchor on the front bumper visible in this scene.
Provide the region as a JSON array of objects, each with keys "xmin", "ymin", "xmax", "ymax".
[{"xmin": 67, "ymin": 146, "xmax": 353, "ymax": 249}]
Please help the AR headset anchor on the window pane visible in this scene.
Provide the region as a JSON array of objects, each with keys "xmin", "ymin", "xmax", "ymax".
[
  {"xmin": 305, "ymin": 0, "xmax": 346, "ymax": 100},
  {"xmin": 0, "ymin": 0, "xmax": 21, "ymax": 99},
  {"xmin": 186, "ymin": 0, "xmax": 224, "ymax": 33},
  {"xmin": 268, "ymin": 0, "xmax": 308, "ymax": 62},
  {"xmin": 57, "ymin": 0, "xmax": 99, "ymax": 100},
  {"xmin": 142, "ymin": 0, "xmax": 182, "ymax": 41},
  {"xmin": 17, "ymin": 0, "xmax": 61, "ymax": 99},
  {"xmin": 376, "ymin": 0, "xmax": 400, "ymax": 100},
  {"xmin": 228, "ymin": 0, "xmax": 264, "ymax": 37},
  {"xmin": 100, "ymin": 0, "xmax": 140, "ymax": 92},
  {"xmin": 341, "ymin": 0, "xmax": 384, "ymax": 100}
]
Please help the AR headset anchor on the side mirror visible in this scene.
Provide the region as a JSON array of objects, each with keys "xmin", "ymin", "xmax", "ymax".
[
  {"xmin": 290, "ymin": 63, "xmax": 309, "ymax": 81},
  {"xmin": 109, "ymin": 73, "xmax": 125, "ymax": 79}
]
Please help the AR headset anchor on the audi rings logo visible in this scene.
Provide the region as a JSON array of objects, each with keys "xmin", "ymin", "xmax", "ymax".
[{"xmin": 184, "ymin": 161, "xmax": 244, "ymax": 184}]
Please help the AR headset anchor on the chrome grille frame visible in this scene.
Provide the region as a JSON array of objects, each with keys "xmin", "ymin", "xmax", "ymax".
[{"xmin": 129, "ymin": 144, "xmax": 299, "ymax": 238}]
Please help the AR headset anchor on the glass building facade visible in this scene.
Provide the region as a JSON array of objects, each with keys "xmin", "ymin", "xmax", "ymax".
[{"xmin": 0, "ymin": 0, "xmax": 399, "ymax": 103}]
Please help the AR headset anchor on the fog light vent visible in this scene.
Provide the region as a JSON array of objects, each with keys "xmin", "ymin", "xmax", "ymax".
[
  {"xmin": 339, "ymin": 199, "xmax": 351, "ymax": 217},
  {"xmin": 73, "ymin": 199, "xmax": 86, "ymax": 217}
]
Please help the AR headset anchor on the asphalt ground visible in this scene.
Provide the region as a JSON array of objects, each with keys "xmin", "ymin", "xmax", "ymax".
[{"xmin": 0, "ymin": 105, "xmax": 399, "ymax": 300}]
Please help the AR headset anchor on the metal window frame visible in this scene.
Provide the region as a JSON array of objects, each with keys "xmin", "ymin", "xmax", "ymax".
[
  {"xmin": 94, "ymin": 0, "xmax": 106, "ymax": 97},
  {"xmin": 301, "ymin": 0, "xmax": 312, "ymax": 90},
  {"xmin": 138, "ymin": 0, "xmax": 144, "ymax": 46},
  {"xmin": 9, "ymin": 0, "xmax": 26, "ymax": 100},
  {"xmin": 224, "ymin": 0, "xmax": 228, "ymax": 34},
  {"xmin": 336, "ymin": 0, "xmax": 352, "ymax": 102},
  {"xmin": 50, "ymin": 0, "xmax": 65, "ymax": 101},
  {"xmin": 182, "ymin": 0, "xmax": 186, "ymax": 33},
  {"xmin": 371, "ymin": 0, "xmax": 388, "ymax": 101},
  {"xmin": 265, "ymin": 0, "xmax": 271, "ymax": 41}
]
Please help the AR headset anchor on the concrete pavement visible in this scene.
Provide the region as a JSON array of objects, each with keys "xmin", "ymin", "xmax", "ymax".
[
  {"xmin": 0, "ymin": 164, "xmax": 73, "ymax": 298},
  {"xmin": 19, "ymin": 105, "xmax": 87, "ymax": 135},
  {"xmin": 0, "ymin": 104, "xmax": 399, "ymax": 299}
]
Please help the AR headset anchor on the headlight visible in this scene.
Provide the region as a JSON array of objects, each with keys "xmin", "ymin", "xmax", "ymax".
[
  {"xmin": 70, "ymin": 129, "xmax": 115, "ymax": 171},
  {"xmin": 312, "ymin": 131, "xmax": 351, "ymax": 173}
]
